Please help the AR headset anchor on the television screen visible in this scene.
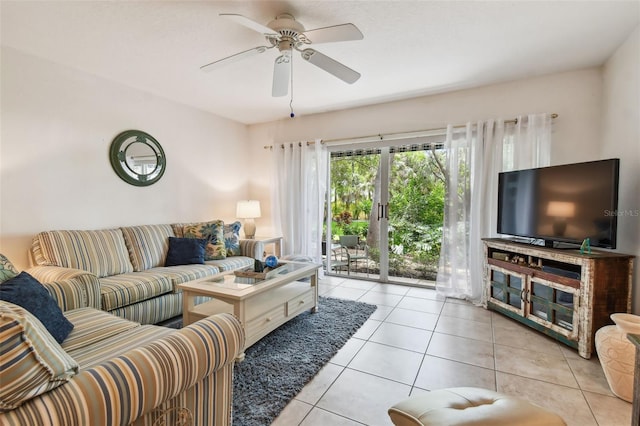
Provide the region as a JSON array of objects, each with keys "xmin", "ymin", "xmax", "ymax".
[{"xmin": 497, "ymin": 159, "xmax": 619, "ymax": 248}]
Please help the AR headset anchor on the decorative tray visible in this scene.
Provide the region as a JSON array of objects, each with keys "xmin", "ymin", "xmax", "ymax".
[{"xmin": 233, "ymin": 263, "xmax": 287, "ymax": 280}]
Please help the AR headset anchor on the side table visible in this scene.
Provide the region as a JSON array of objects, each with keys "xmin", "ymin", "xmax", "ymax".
[
  {"xmin": 253, "ymin": 236, "xmax": 283, "ymax": 258},
  {"xmin": 629, "ymin": 334, "xmax": 640, "ymax": 425}
]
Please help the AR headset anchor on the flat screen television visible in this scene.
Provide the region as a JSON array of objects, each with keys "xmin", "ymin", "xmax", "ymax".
[{"xmin": 497, "ymin": 159, "xmax": 619, "ymax": 249}]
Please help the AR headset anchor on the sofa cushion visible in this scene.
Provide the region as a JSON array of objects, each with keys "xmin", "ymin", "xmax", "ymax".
[
  {"xmin": 33, "ymin": 229, "xmax": 134, "ymax": 278},
  {"xmin": 165, "ymin": 237, "xmax": 207, "ymax": 266},
  {"xmin": 147, "ymin": 264, "xmax": 219, "ymax": 292},
  {"xmin": 61, "ymin": 307, "xmax": 140, "ymax": 353},
  {"xmin": 0, "ymin": 254, "xmax": 18, "ymax": 283},
  {"xmin": 0, "ymin": 301, "xmax": 79, "ymax": 411},
  {"xmin": 108, "ymin": 292, "xmax": 183, "ymax": 325},
  {"xmin": 206, "ymin": 256, "xmax": 254, "ymax": 272},
  {"xmin": 0, "ymin": 272, "xmax": 74, "ymax": 343},
  {"xmin": 120, "ymin": 224, "xmax": 175, "ymax": 272},
  {"xmin": 66, "ymin": 323, "xmax": 173, "ymax": 369},
  {"xmin": 223, "ymin": 221, "xmax": 242, "ymax": 257},
  {"xmin": 99, "ymin": 271, "xmax": 173, "ymax": 311},
  {"xmin": 183, "ymin": 221, "xmax": 227, "ymax": 260}
]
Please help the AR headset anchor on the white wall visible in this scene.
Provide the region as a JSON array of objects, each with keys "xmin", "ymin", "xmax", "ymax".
[
  {"xmin": 248, "ymin": 68, "xmax": 603, "ymax": 159},
  {"xmin": 601, "ymin": 26, "xmax": 640, "ymax": 313},
  {"xmin": 0, "ymin": 47, "xmax": 250, "ymax": 269}
]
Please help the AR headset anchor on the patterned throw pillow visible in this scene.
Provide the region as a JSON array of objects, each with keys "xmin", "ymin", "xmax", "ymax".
[
  {"xmin": 0, "ymin": 254, "xmax": 18, "ymax": 284},
  {"xmin": 224, "ymin": 221, "xmax": 242, "ymax": 257},
  {"xmin": 0, "ymin": 301, "xmax": 79, "ymax": 411},
  {"xmin": 182, "ymin": 221, "xmax": 226, "ymax": 260}
]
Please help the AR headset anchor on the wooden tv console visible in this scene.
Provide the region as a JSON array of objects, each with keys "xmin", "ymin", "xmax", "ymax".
[{"xmin": 483, "ymin": 238, "xmax": 634, "ymax": 359}]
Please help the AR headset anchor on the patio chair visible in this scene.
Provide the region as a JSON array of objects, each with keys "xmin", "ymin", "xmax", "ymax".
[
  {"xmin": 339, "ymin": 235, "xmax": 369, "ymax": 275},
  {"xmin": 322, "ymin": 241, "xmax": 350, "ymax": 274}
]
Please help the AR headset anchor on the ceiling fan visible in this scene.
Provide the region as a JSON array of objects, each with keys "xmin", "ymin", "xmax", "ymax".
[{"xmin": 201, "ymin": 13, "xmax": 364, "ymax": 97}]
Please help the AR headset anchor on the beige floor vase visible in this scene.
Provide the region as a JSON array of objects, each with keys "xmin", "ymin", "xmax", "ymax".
[{"xmin": 595, "ymin": 313, "xmax": 640, "ymax": 403}]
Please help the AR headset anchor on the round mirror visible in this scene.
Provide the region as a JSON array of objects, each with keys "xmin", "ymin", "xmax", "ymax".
[{"xmin": 109, "ymin": 130, "xmax": 166, "ymax": 186}]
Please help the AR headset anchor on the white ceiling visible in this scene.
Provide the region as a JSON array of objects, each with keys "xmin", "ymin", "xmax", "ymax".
[{"xmin": 1, "ymin": 1, "xmax": 638, "ymax": 125}]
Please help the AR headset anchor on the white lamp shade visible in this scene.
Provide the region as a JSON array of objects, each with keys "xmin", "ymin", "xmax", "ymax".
[{"xmin": 236, "ymin": 200, "xmax": 261, "ymax": 219}]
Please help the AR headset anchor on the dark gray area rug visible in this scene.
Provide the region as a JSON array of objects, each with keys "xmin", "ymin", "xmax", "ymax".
[
  {"xmin": 157, "ymin": 315, "xmax": 183, "ymax": 329},
  {"xmin": 232, "ymin": 296, "xmax": 376, "ymax": 426}
]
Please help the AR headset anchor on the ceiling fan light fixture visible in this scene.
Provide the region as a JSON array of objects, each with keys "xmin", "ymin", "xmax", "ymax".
[{"xmin": 204, "ymin": 13, "xmax": 363, "ymax": 95}]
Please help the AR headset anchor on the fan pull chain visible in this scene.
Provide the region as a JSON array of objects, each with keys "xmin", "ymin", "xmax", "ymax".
[{"xmin": 289, "ymin": 55, "xmax": 295, "ymax": 118}]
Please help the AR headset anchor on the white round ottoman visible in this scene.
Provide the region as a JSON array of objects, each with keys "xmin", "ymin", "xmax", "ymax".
[{"xmin": 388, "ymin": 387, "xmax": 566, "ymax": 426}]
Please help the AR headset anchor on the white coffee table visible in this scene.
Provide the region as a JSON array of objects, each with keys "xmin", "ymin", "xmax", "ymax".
[{"xmin": 179, "ymin": 261, "xmax": 320, "ymax": 356}]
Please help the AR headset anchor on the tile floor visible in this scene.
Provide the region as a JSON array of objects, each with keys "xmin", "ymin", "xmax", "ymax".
[{"xmin": 271, "ymin": 276, "xmax": 632, "ymax": 426}]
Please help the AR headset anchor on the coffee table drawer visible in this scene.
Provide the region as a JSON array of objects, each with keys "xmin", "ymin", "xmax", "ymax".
[
  {"xmin": 286, "ymin": 288, "xmax": 314, "ymax": 317},
  {"xmin": 246, "ymin": 304, "xmax": 286, "ymax": 337}
]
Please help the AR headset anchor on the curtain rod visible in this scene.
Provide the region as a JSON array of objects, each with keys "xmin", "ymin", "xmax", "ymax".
[
  {"xmin": 263, "ymin": 113, "xmax": 558, "ymax": 149},
  {"xmin": 264, "ymin": 141, "xmax": 319, "ymax": 149}
]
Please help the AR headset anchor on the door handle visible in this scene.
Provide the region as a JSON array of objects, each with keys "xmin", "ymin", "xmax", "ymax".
[{"xmin": 377, "ymin": 203, "xmax": 389, "ymax": 220}]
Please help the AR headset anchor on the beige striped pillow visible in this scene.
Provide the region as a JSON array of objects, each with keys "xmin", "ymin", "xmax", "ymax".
[
  {"xmin": 171, "ymin": 223, "xmax": 187, "ymax": 238},
  {"xmin": 120, "ymin": 224, "xmax": 175, "ymax": 271},
  {"xmin": 35, "ymin": 229, "xmax": 133, "ymax": 278},
  {"xmin": 0, "ymin": 301, "xmax": 79, "ymax": 411}
]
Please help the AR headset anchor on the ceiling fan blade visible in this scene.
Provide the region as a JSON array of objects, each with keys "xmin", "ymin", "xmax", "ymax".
[
  {"xmin": 200, "ymin": 46, "xmax": 270, "ymax": 72},
  {"xmin": 272, "ymin": 54, "xmax": 291, "ymax": 97},
  {"xmin": 300, "ymin": 49, "xmax": 361, "ymax": 84},
  {"xmin": 220, "ymin": 13, "xmax": 279, "ymax": 36},
  {"xmin": 303, "ymin": 23, "xmax": 364, "ymax": 44}
]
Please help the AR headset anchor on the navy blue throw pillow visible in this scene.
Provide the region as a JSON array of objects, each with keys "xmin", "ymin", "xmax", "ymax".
[
  {"xmin": 165, "ymin": 237, "xmax": 207, "ymax": 266},
  {"xmin": 0, "ymin": 271, "xmax": 74, "ymax": 343}
]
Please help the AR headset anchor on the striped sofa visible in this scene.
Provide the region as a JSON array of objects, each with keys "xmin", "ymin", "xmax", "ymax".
[
  {"xmin": 1, "ymin": 255, "xmax": 245, "ymax": 426},
  {"xmin": 27, "ymin": 223, "xmax": 264, "ymax": 324}
]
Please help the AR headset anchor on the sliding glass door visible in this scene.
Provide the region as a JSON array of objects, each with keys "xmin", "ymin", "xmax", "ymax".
[
  {"xmin": 326, "ymin": 143, "xmax": 445, "ymax": 286},
  {"xmin": 387, "ymin": 147, "xmax": 444, "ymax": 284},
  {"xmin": 326, "ymin": 149, "xmax": 382, "ymax": 279}
]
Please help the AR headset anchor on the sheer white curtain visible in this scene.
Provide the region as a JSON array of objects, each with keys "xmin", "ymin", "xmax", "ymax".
[
  {"xmin": 437, "ymin": 113, "xmax": 553, "ymax": 303},
  {"xmin": 271, "ymin": 139, "xmax": 328, "ymax": 270},
  {"xmin": 436, "ymin": 123, "xmax": 482, "ymax": 301}
]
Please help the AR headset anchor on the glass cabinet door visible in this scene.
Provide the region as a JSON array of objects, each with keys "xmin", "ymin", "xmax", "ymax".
[
  {"xmin": 488, "ymin": 267, "xmax": 525, "ymax": 315},
  {"xmin": 527, "ymin": 277, "xmax": 578, "ymax": 337}
]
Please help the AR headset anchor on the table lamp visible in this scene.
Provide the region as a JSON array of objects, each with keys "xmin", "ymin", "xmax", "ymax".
[{"xmin": 236, "ymin": 200, "xmax": 261, "ymax": 239}]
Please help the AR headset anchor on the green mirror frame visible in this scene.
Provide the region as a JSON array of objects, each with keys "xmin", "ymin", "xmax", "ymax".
[{"xmin": 109, "ymin": 130, "xmax": 166, "ymax": 187}]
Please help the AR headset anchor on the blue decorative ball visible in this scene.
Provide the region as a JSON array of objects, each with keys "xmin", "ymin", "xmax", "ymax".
[{"xmin": 265, "ymin": 255, "xmax": 278, "ymax": 268}]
